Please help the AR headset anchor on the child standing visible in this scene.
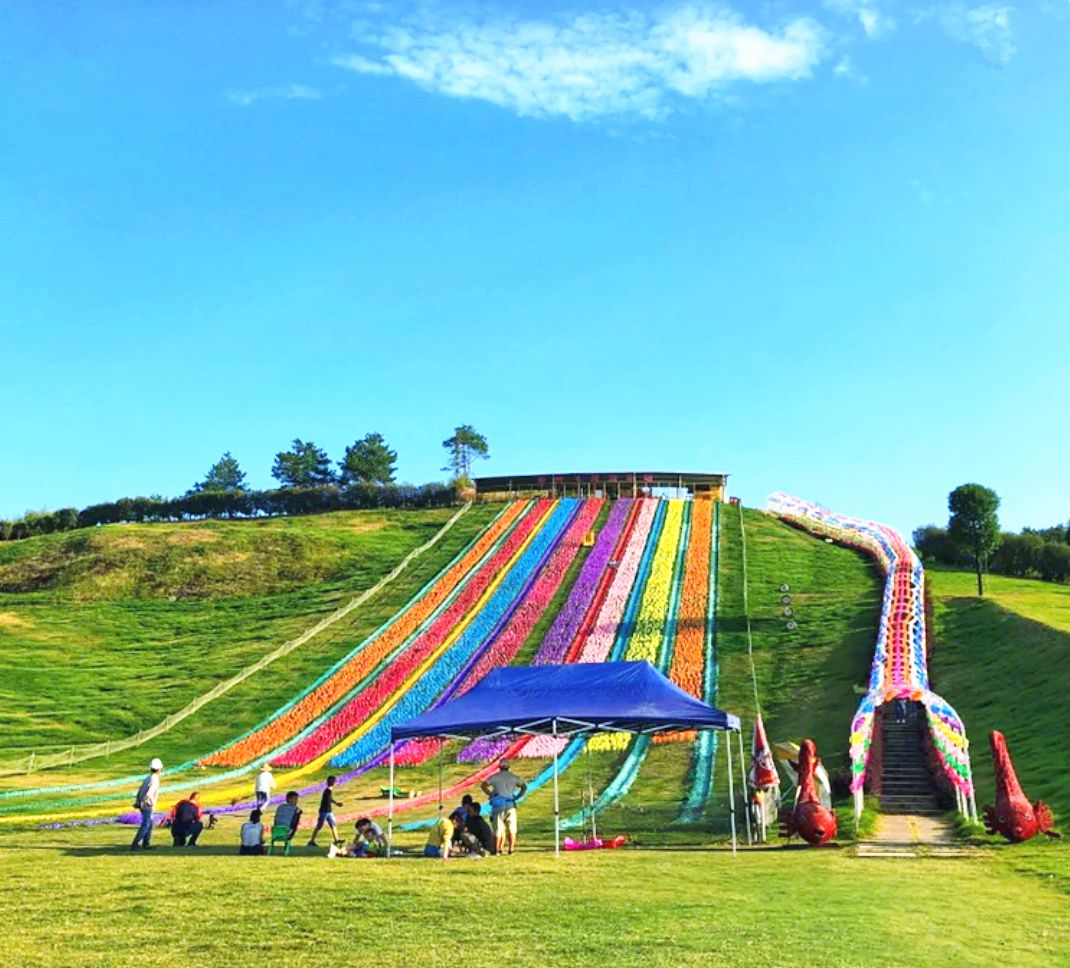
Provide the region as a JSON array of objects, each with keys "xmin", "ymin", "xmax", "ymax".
[{"xmin": 307, "ymin": 775, "xmax": 343, "ymax": 848}]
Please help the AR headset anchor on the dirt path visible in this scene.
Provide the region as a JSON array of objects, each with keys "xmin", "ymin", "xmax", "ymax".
[{"xmin": 856, "ymin": 813, "xmax": 971, "ymax": 858}]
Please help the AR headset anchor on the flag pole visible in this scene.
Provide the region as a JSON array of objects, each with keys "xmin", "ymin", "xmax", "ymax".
[
  {"xmin": 726, "ymin": 728, "xmax": 737, "ymax": 856},
  {"xmin": 387, "ymin": 740, "xmax": 395, "ymax": 859},
  {"xmin": 552, "ymin": 719, "xmax": 560, "ymax": 858},
  {"xmin": 738, "ymin": 727, "xmax": 752, "ymax": 846}
]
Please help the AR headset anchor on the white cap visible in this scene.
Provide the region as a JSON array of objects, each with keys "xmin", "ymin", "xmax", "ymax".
[{"xmin": 149, "ymin": 757, "xmax": 163, "ymax": 771}]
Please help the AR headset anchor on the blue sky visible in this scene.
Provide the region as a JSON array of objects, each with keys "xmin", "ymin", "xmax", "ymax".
[{"xmin": 1, "ymin": 0, "xmax": 1068, "ymax": 538}]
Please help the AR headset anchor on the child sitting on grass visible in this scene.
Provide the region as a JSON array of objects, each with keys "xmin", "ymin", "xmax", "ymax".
[{"xmin": 329, "ymin": 817, "xmax": 389, "ymax": 858}]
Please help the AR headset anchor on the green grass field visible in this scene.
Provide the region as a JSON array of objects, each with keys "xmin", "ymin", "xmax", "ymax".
[
  {"xmin": 1, "ymin": 824, "xmax": 1066, "ymax": 967},
  {"xmin": 2, "ymin": 503, "xmax": 1069, "ymax": 965}
]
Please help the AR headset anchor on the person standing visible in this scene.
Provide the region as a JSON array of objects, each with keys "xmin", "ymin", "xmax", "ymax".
[
  {"xmin": 254, "ymin": 764, "xmax": 275, "ymax": 809},
  {"xmin": 481, "ymin": 760, "xmax": 527, "ymax": 855},
  {"xmin": 131, "ymin": 758, "xmax": 163, "ymax": 851},
  {"xmin": 307, "ymin": 775, "xmax": 343, "ymax": 848}
]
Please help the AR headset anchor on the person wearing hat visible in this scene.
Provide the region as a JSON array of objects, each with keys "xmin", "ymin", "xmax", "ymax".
[
  {"xmin": 254, "ymin": 763, "xmax": 275, "ymax": 809},
  {"xmin": 481, "ymin": 760, "xmax": 526, "ymax": 855},
  {"xmin": 131, "ymin": 758, "xmax": 163, "ymax": 850}
]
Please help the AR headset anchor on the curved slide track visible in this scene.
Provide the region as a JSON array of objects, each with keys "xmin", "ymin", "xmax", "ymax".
[{"xmin": 768, "ymin": 493, "xmax": 976, "ymax": 819}]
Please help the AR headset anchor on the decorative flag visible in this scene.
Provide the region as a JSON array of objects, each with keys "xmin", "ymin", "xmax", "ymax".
[{"xmin": 749, "ymin": 714, "xmax": 778, "ymax": 790}]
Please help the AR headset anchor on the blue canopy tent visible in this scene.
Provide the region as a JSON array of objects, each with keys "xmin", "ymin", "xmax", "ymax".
[{"xmin": 387, "ymin": 661, "xmax": 742, "ymax": 856}]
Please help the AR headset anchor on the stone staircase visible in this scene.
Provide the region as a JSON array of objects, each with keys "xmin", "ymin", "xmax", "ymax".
[{"xmin": 878, "ymin": 708, "xmax": 941, "ymax": 816}]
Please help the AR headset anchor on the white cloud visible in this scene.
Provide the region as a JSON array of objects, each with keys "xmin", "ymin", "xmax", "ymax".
[
  {"xmin": 921, "ymin": 4, "xmax": 1017, "ymax": 65},
  {"xmin": 823, "ymin": 0, "xmax": 895, "ymax": 37},
  {"xmin": 226, "ymin": 83, "xmax": 324, "ymax": 107},
  {"xmin": 332, "ymin": 4, "xmax": 828, "ymax": 121}
]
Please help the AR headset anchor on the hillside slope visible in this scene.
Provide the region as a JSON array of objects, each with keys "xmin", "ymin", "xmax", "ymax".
[
  {"xmin": 0, "ymin": 505, "xmax": 501, "ymax": 758},
  {"xmin": 927, "ymin": 570, "xmax": 1070, "ymax": 818},
  {"xmin": 4, "ymin": 502, "xmax": 1066, "ymax": 841}
]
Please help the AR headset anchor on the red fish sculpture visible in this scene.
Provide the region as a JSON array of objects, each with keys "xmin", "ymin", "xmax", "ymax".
[
  {"xmin": 982, "ymin": 731, "xmax": 1058, "ymax": 843},
  {"xmin": 780, "ymin": 738, "xmax": 837, "ymax": 846}
]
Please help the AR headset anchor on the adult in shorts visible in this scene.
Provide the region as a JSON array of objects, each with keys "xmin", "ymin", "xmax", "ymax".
[{"xmin": 481, "ymin": 760, "xmax": 526, "ymax": 854}]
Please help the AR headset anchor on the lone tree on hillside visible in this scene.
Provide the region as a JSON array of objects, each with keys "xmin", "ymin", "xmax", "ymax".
[
  {"xmin": 948, "ymin": 483, "xmax": 1002, "ymax": 596},
  {"xmin": 441, "ymin": 425, "xmax": 489, "ymax": 481},
  {"xmin": 339, "ymin": 432, "xmax": 397, "ymax": 487},
  {"xmin": 271, "ymin": 439, "xmax": 335, "ymax": 488},
  {"xmin": 191, "ymin": 452, "xmax": 247, "ymax": 493}
]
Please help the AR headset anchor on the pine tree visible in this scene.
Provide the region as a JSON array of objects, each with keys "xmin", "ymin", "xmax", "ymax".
[
  {"xmin": 339, "ymin": 432, "xmax": 397, "ymax": 487},
  {"xmin": 441, "ymin": 425, "xmax": 489, "ymax": 481},
  {"xmin": 191, "ymin": 452, "xmax": 247, "ymax": 493},
  {"xmin": 271, "ymin": 439, "xmax": 335, "ymax": 488}
]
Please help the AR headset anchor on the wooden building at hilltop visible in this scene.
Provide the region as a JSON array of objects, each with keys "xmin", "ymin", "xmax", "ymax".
[{"xmin": 473, "ymin": 471, "xmax": 728, "ymax": 502}]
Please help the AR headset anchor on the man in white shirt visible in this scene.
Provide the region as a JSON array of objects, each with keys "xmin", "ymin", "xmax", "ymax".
[
  {"xmin": 131, "ymin": 758, "xmax": 163, "ymax": 850},
  {"xmin": 481, "ymin": 760, "xmax": 527, "ymax": 855}
]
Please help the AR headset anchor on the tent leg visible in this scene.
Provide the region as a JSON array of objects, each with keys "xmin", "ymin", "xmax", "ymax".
[
  {"xmin": 738, "ymin": 728, "xmax": 752, "ymax": 846},
  {"xmin": 387, "ymin": 741, "xmax": 395, "ymax": 859},
  {"xmin": 726, "ymin": 728, "xmax": 737, "ymax": 856},
  {"xmin": 438, "ymin": 744, "xmax": 444, "ymax": 816},
  {"xmin": 553, "ymin": 719, "xmax": 560, "ymax": 859}
]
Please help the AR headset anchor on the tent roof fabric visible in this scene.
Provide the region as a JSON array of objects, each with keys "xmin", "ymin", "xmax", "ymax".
[{"xmin": 390, "ymin": 661, "xmax": 740, "ymax": 741}]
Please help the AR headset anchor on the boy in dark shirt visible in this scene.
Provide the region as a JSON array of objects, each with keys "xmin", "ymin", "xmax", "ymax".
[
  {"xmin": 308, "ymin": 775, "xmax": 343, "ymax": 848},
  {"xmin": 463, "ymin": 800, "xmax": 496, "ymax": 855}
]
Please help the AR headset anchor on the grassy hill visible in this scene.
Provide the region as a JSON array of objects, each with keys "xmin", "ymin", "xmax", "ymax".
[
  {"xmin": 2, "ymin": 501, "xmax": 1067, "ymax": 835},
  {"xmin": 2, "ymin": 501, "xmax": 1069, "ymax": 966},
  {"xmin": 927, "ymin": 569, "xmax": 1070, "ymax": 819},
  {"xmin": 0, "ymin": 505, "xmax": 501, "ymax": 761}
]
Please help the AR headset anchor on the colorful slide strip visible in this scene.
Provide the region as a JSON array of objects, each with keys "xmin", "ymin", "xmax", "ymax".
[
  {"xmin": 325, "ymin": 499, "xmax": 581, "ymax": 768},
  {"xmin": 590, "ymin": 499, "xmax": 685, "ymax": 751},
  {"xmin": 273, "ymin": 499, "xmax": 559, "ymax": 766},
  {"xmin": 522, "ymin": 497, "xmax": 660, "ymax": 759},
  {"xmin": 533, "ymin": 499, "xmax": 635, "ymax": 666},
  {"xmin": 665, "ymin": 499, "xmax": 714, "ymax": 701},
  {"xmin": 767, "ymin": 493, "xmax": 973, "ymax": 796},
  {"xmin": 677, "ymin": 502, "xmax": 721, "ymax": 822},
  {"xmin": 562, "ymin": 500, "xmax": 691, "ymax": 823},
  {"xmin": 201, "ymin": 500, "xmax": 529, "ymax": 767},
  {"xmin": 564, "ymin": 498, "xmax": 689, "ymax": 821},
  {"xmin": 460, "ymin": 498, "xmax": 642, "ymax": 763},
  {"xmin": 493, "ymin": 498, "xmax": 659, "ymax": 761},
  {"xmin": 391, "ymin": 498, "xmax": 604, "ymax": 766}
]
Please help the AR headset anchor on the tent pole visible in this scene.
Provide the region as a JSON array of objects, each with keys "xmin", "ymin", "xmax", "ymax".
[
  {"xmin": 438, "ymin": 744, "xmax": 444, "ymax": 816},
  {"xmin": 726, "ymin": 728, "xmax": 737, "ymax": 856},
  {"xmin": 387, "ymin": 741, "xmax": 395, "ymax": 859},
  {"xmin": 553, "ymin": 718, "xmax": 560, "ymax": 858},
  {"xmin": 738, "ymin": 728, "xmax": 752, "ymax": 846}
]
